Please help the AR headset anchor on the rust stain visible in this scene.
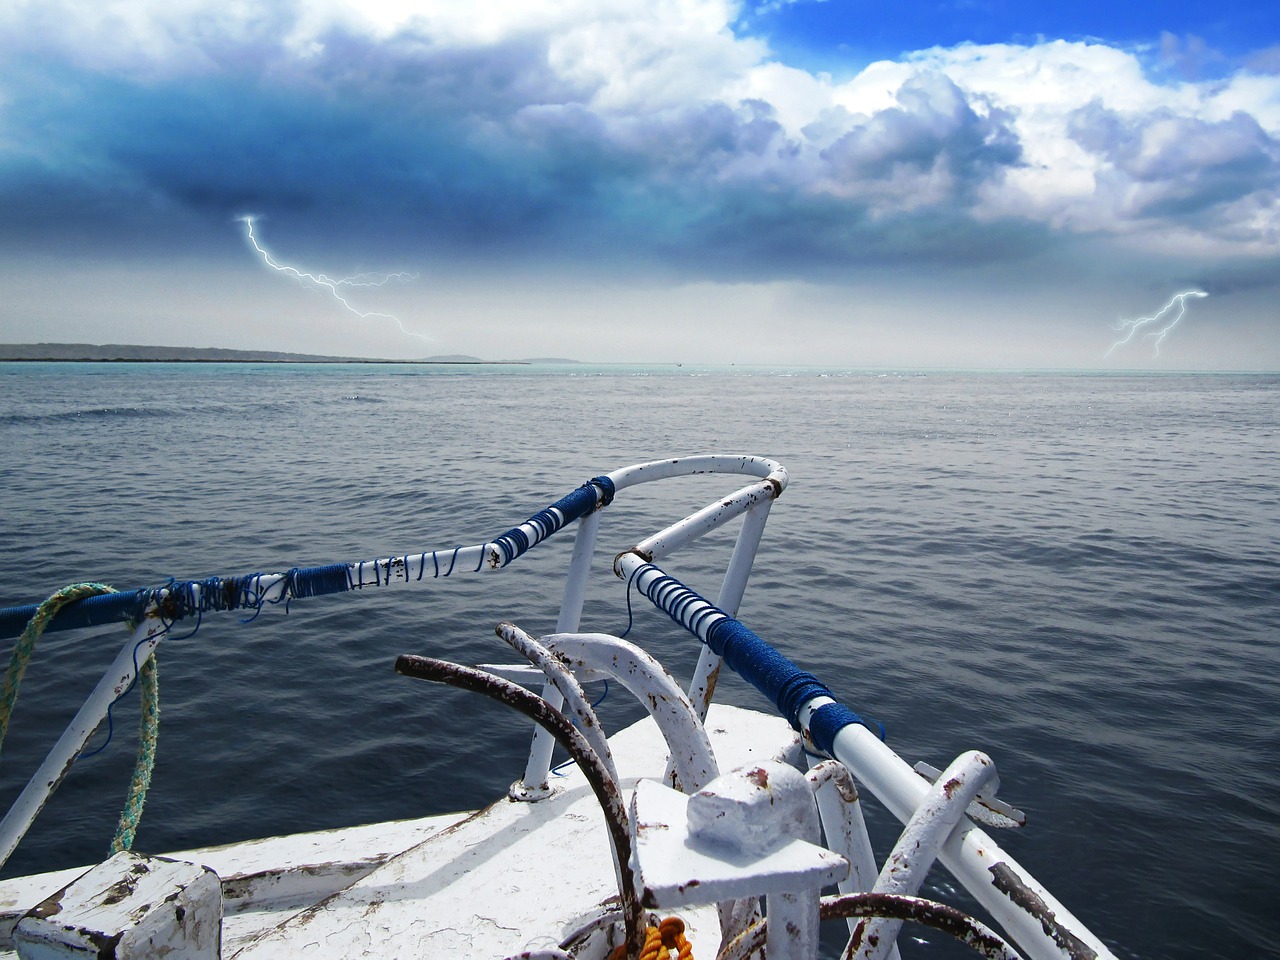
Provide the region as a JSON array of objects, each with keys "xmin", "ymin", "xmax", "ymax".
[
  {"xmin": 701, "ymin": 664, "xmax": 721, "ymax": 705},
  {"xmin": 823, "ymin": 893, "xmax": 1020, "ymax": 959},
  {"xmin": 98, "ymin": 877, "xmax": 138, "ymax": 908},
  {"xmin": 746, "ymin": 766, "xmax": 769, "ymax": 788},
  {"xmin": 989, "ymin": 862, "xmax": 1098, "ymax": 960},
  {"xmin": 26, "ymin": 894, "xmax": 64, "ymax": 921},
  {"xmin": 69, "ymin": 927, "xmax": 124, "ymax": 960}
]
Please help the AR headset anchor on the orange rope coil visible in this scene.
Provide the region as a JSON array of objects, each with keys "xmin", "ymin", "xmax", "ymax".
[{"xmin": 610, "ymin": 916, "xmax": 693, "ymax": 960}]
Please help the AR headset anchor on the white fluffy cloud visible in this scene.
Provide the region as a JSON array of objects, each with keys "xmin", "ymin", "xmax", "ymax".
[{"xmin": 905, "ymin": 42, "xmax": 1280, "ymax": 248}]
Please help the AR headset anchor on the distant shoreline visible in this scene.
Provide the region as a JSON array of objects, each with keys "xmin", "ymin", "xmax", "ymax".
[
  {"xmin": 0, "ymin": 344, "xmax": 579, "ymax": 364},
  {"xmin": 0, "ymin": 357, "xmax": 531, "ymax": 365}
]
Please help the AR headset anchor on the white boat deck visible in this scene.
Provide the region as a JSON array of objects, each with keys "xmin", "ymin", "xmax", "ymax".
[{"xmin": 0, "ymin": 703, "xmax": 800, "ymax": 959}]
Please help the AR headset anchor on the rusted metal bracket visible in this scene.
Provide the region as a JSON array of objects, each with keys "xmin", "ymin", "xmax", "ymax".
[
  {"xmin": 914, "ymin": 761, "xmax": 1026, "ymax": 829},
  {"xmin": 394, "ymin": 654, "xmax": 645, "ymax": 960},
  {"xmin": 497, "ymin": 623, "xmax": 619, "ymax": 789},
  {"xmin": 717, "ymin": 893, "xmax": 1027, "ymax": 960},
  {"xmin": 540, "ymin": 632, "xmax": 720, "ymax": 793}
]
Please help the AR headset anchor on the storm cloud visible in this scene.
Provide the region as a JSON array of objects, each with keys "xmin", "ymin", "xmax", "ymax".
[
  {"xmin": 4, "ymin": 1, "xmax": 1277, "ymax": 275},
  {"xmin": 1, "ymin": 1, "xmax": 1277, "ymax": 366}
]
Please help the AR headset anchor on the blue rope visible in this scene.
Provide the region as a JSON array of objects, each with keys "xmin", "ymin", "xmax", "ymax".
[
  {"xmin": 281, "ymin": 565, "xmax": 351, "ymax": 610},
  {"xmin": 0, "ymin": 473, "xmax": 617, "ymax": 640},
  {"xmin": 489, "ymin": 477, "xmax": 616, "ymax": 568},
  {"xmin": 808, "ymin": 702, "xmax": 885, "ymax": 753},
  {"xmin": 591, "ymin": 679, "xmax": 610, "ymax": 709},
  {"xmin": 631, "ymin": 562, "xmax": 885, "ymax": 745},
  {"xmin": 619, "ymin": 565, "xmax": 642, "ymax": 638},
  {"xmin": 82, "ymin": 610, "xmax": 204, "ymax": 760}
]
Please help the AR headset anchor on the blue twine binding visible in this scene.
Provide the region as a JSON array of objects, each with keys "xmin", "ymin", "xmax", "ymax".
[
  {"xmin": 807, "ymin": 702, "xmax": 886, "ymax": 754},
  {"xmin": 0, "ymin": 474, "xmax": 617, "ymax": 640},
  {"xmin": 142, "ymin": 567, "xmax": 353, "ymax": 623},
  {"xmin": 82, "ymin": 607, "xmax": 205, "ymax": 760},
  {"xmin": 632, "ymin": 563, "xmax": 886, "ymax": 743},
  {"xmin": 591, "ymin": 679, "xmax": 610, "ymax": 709},
  {"xmin": 619, "ymin": 565, "xmax": 644, "ymax": 639},
  {"xmin": 489, "ymin": 476, "xmax": 616, "ymax": 568}
]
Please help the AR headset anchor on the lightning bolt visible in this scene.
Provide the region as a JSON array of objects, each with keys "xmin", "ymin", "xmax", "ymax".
[
  {"xmin": 1106, "ymin": 290, "xmax": 1208, "ymax": 358},
  {"xmin": 240, "ymin": 216, "xmax": 431, "ymax": 342}
]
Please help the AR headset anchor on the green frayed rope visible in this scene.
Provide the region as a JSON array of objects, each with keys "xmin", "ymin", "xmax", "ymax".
[
  {"xmin": 111, "ymin": 654, "xmax": 158, "ymax": 854},
  {"xmin": 2, "ymin": 582, "xmax": 160, "ymax": 854},
  {"xmin": 0, "ymin": 582, "xmax": 116, "ymax": 757}
]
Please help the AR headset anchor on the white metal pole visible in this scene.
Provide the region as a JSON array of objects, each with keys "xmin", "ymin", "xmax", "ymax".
[
  {"xmin": 632, "ymin": 481, "xmax": 775, "ymax": 563},
  {"xmin": 516, "ymin": 510, "xmax": 602, "ymax": 798},
  {"xmin": 808, "ymin": 706, "xmax": 1118, "ymax": 960},
  {"xmin": 0, "ymin": 616, "xmax": 167, "ymax": 868},
  {"xmin": 806, "ymin": 757, "xmax": 894, "ymax": 953},
  {"xmin": 688, "ymin": 498, "xmax": 774, "ymax": 720}
]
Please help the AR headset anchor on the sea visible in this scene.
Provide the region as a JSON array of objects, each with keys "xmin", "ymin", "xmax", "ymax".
[{"xmin": 0, "ymin": 362, "xmax": 1275, "ymax": 960}]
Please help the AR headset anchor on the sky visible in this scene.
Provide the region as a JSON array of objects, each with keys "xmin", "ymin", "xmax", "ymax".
[{"xmin": 1, "ymin": 0, "xmax": 1278, "ymax": 368}]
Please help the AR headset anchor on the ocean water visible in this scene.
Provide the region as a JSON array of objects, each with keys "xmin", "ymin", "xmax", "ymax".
[{"xmin": 0, "ymin": 362, "xmax": 1276, "ymax": 960}]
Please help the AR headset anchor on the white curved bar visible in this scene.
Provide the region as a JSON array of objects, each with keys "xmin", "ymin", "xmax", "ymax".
[
  {"xmin": 497, "ymin": 622, "xmax": 619, "ymax": 789},
  {"xmin": 808, "ymin": 706, "xmax": 1117, "ymax": 960},
  {"xmin": 606, "ymin": 455, "xmax": 787, "ymax": 493},
  {"xmin": 631, "ymin": 479, "xmax": 779, "ymax": 564},
  {"xmin": 540, "ymin": 633, "xmax": 719, "ymax": 793}
]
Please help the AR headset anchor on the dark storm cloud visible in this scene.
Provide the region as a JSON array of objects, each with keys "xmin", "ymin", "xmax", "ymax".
[
  {"xmin": 3, "ymin": 9, "xmax": 1278, "ymax": 290},
  {"xmin": 0, "ymin": 23, "xmax": 1039, "ymax": 279},
  {"xmin": 0, "ymin": 31, "xmax": 585, "ymax": 251}
]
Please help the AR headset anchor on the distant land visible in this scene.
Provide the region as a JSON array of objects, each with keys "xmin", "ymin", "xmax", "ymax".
[{"xmin": 0, "ymin": 343, "xmax": 581, "ymax": 364}]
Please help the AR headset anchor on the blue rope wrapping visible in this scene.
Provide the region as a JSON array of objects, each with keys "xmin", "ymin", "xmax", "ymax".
[
  {"xmin": 633, "ymin": 562, "xmax": 885, "ymax": 744},
  {"xmin": 489, "ymin": 477, "xmax": 616, "ymax": 567},
  {"xmin": 151, "ymin": 576, "xmax": 269, "ymax": 623},
  {"xmin": 0, "ymin": 591, "xmax": 147, "ymax": 639},
  {"xmin": 590, "ymin": 475, "xmax": 616, "ymax": 508},
  {"xmin": 0, "ymin": 567, "xmax": 354, "ymax": 638},
  {"xmin": 807, "ymin": 701, "xmax": 886, "ymax": 754},
  {"xmin": 701, "ymin": 616, "xmax": 833, "ymax": 731},
  {"xmin": 0, "ymin": 474, "xmax": 616, "ymax": 639},
  {"xmin": 154, "ymin": 569, "xmax": 355, "ymax": 623},
  {"xmin": 282, "ymin": 565, "xmax": 353, "ymax": 605},
  {"xmin": 634, "ymin": 568, "xmax": 727, "ymax": 637}
]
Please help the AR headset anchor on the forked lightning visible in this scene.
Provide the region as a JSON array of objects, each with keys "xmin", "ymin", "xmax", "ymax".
[
  {"xmin": 240, "ymin": 216, "xmax": 429, "ymax": 342},
  {"xmin": 1107, "ymin": 291, "xmax": 1208, "ymax": 358}
]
